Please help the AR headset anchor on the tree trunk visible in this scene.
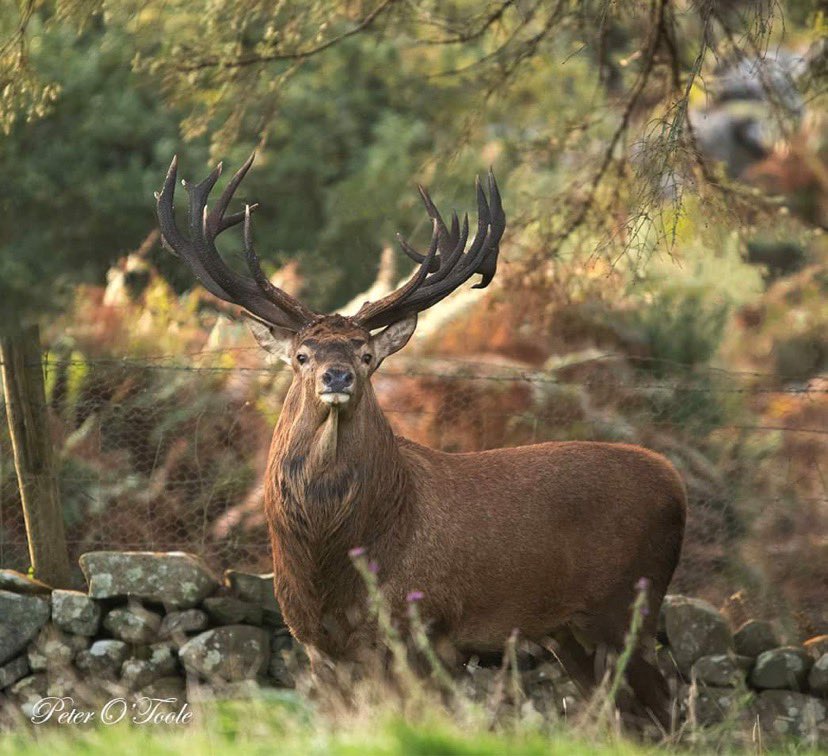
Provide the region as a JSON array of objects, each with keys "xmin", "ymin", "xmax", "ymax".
[{"xmin": 1, "ymin": 322, "xmax": 72, "ymax": 587}]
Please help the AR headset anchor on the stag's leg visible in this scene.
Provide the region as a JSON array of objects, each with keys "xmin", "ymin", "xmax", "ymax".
[
  {"xmin": 608, "ymin": 608, "xmax": 674, "ymax": 731},
  {"xmin": 568, "ymin": 596, "xmax": 673, "ymax": 731},
  {"xmin": 625, "ymin": 648, "xmax": 672, "ymax": 731},
  {"xmin": 432, "ymin": 634, "xmax": 464, "ymax": 672},
  {"xmin": 545, "ymin": 629, "xmax": 600, "ymax": 698},
  {"xmin": 625, "ymin": 583, "xmax": 676, "ymax": 731},
  {"xmin": 306, "ymin": 645, "xmax": 342, "ymax": 689}
]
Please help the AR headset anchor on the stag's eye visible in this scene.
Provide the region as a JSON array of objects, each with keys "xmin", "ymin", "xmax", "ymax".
[
  {"xmin": 362, "ymin": 354, "xmax": 372, "ymax": 365},
  {"xmin": 296, "ymin": 353, "xmax": 308, "ymax": 365}
]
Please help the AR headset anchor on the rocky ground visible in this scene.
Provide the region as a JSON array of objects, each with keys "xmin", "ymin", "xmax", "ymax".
[{"xmin": 0, "ymin": 551, "xmax": 826, "ymax": 743}]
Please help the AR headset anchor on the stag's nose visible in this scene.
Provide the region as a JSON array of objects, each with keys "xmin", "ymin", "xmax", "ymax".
[{"xmin": 321, "ymin": 366, "xmax": 354, "ymax": 394}]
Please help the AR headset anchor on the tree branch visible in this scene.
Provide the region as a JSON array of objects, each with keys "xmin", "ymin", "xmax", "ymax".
[{"xmin": 177, "ymin": 0, "xmax": 399, "ymax": 72}]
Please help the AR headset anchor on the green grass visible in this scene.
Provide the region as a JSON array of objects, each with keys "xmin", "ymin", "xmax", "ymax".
[
  {"xmin": 2, "ymin": 691, "xmax": 823, "ymax": 756},
  {"xmin": 0, "ymin": 697, "xmax": 652, "ymax": 756}
]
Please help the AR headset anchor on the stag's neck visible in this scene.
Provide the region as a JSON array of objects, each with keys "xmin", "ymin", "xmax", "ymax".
[
  {"xmin": 270, "ymin": 385, "xmax": 407, "ymax": 507},
  {"xmin": 265, "ymin": 383, "xmax": 412, "ymax": 629}
]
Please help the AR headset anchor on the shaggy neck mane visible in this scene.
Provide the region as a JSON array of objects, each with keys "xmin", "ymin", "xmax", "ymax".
[{"xmin": 265, "ymin": 379, "xmax": 412, "ymax": 638}]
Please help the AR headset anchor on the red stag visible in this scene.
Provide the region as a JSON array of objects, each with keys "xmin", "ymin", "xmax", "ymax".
[{"xmin": 156, "ymin": 155, "xmax": 686, "ymax": 725}]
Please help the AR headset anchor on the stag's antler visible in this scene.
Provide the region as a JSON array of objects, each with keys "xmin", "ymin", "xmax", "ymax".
[
  {"xmin": 354, "ymin": 170, "xmax": 505, "ymax": 330},
  {"xmin": 157, "ymin": 155, "xmax": 504, "ymax": 333},
  {"xmin": 155, "ymin": 154, "xmax": 317, "ymax": 331}
]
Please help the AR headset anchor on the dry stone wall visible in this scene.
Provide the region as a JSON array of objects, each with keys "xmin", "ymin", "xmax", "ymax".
[{"xmin": 0, "ymin": 552, "xmax": 825, "ymax": 742}]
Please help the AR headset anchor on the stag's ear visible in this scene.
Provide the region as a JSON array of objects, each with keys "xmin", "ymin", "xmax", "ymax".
[
  {"xmin": 245, "ymin": 317, "xmax": 294, "ymax": 364},
  {"xmin": 370, "ymin": 314, "xmax": 418, "ymax": 368}
]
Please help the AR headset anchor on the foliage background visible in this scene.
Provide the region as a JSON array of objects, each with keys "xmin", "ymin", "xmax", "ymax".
[{"xmin": 0, "ymin": 0, "xmax": 826, "ymax": 642}]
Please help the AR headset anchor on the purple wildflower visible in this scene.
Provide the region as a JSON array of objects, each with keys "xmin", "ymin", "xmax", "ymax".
[
  {"xmin": 635, "ymin": 577, "xmax": 651, "ymax": 592},
  {"xmin": 348, "ymin": 546, "xmax": 366, "ymax": 559},
  {"xmin": 406, "ymin": 591, "xmax": 424, "ymax": 603},
  {"xmin": 367, "ymin": 560, "xmax": 379, "ymax": 574}
]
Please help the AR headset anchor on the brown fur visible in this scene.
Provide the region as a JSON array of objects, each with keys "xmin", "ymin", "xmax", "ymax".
[{"xmin": 262, "ymin": 315, "xmax": 687, "ymax": 724}]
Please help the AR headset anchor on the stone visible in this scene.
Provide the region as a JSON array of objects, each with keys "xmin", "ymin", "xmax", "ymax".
[
  {"xmin": 46, "ymin": 667, "xmax": 78, "ymax": 698},
  {"xmin": 158, "ymin": 609, "xmax": 208, "ymax": 641},
  {"xmin": 461, "ymin": 665, "xmax": 497, "ymax": 702},
  {"xmin": 103, "ymin": 603, "xmax": 162, "ymax": 644},
  {"xmin": 9, "ymin": 673, "xmax": 47, "ymax": 706},
  {"xmin": 270, "ymin": 628, "xmax": 294, "ymax": 655},
  {"xmin": 267, "ymin": 629, "xmax": 298, "ymax": 686},
  {"xmin": 189, "ymin": 678, "xmax": 261, "ymax": 702},
  {"xmin": 809, "ymin": 654, "xmax": 828, "ymax": 695},
  {"xmin": 140, "ymin": 675, "xmax": 186, "ymax": 701},
  {"xmin": 755, "ymin": 690, "xmax": 826, "ymax": 739},
  {"xmin": 80, "ymin": 551, "xmax": 220, "ymax": 609},
  {"xmin": 179, "ymin": 625, "xmax": 269, "ymax": 682},
  {"xmin": 75, "ymin": 639, "xmax": 129, "ymax": 677},
  {"xmin": 734, "ymin": 655, "xmax": 755, "ymax": 672},
  {"xmin": 211, "ymin": 679, "xmax": 262, "ymax": 700},
  {"xmin": 691, "ymin": 654, "xmax": 746, "ymax": 687},
  {"xmin": 523, "ymin": 661, "xmax": 564, "ymax": 687},
  {"xmin": 733, "ymin": 619, "xmax": 779, "ymax": 658},
  {"xmin": 267, "ymin": 630, "xmax": 297, "ymax": 688},
  {"xmin": 267, "ymin": 654, "xmax": 294, "ymax": 687},
  {"xmin": 719, "ymin": 591, "xmax": 750, "ymax": 630},
  {"xmin": 804, "ymin": 635, "xmax": 828, "ymax": 660},
  {"xmin": 657, "ymin": 646, "xmax": 680, "ymax": 678},
  {"xmin": 121, "ymin": 643, "xmax": 178, "ymax": 689},
  {"xmin": 27, "ymin": 624, "xmax": 88, "ymax": 671},
  {"xmin": 662, "ymin": 595, "xmax": 733, "ymax": 671},
  {"xmin": 0, "ymin": 570, "xmax": 51, "ymax": 595},
  {"xmin": 0, "ymin": 590, "xmax": 50, "ymax": 665},
  {"xmin": 225, "ymin": 570, "xmax": 282, "ymax": 621},
  {"xmin": 751, "ymin": 647, "xmax": 813, "ymax": 690},
  {"xmin": 686, "ymin": 684, "xmax": 746, "ymax": 726},
  {"xmin": 203, "ymin": 596, "xmax": 263, "ymax": 626},
  {"xmin": 0, "ymin": 655, "xmax": 30, "ymax": 688},
  {"xmin": 51, "ymin": 589, "xmax": 101, "ymax": 636}
]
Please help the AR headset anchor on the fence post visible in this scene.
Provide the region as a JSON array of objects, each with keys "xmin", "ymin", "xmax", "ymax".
[{"xmin": 0, "ymin": 323, "xmax": 72, "ymax": 587}]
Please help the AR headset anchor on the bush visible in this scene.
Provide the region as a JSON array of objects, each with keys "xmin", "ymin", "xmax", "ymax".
[{"xmin": 629, "ymin": 283, "xmax": 730, "ymax": 378}]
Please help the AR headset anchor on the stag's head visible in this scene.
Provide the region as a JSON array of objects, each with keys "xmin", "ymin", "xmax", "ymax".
[{"xmin": 155, "ymin": 154, "xmax": 505, "ymax": 414}]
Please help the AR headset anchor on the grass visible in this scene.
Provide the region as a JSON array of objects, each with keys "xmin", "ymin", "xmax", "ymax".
[
  {"xmin": 0, "ymin": 693, "xmax": 660, "ymax": 756},
  {"xmin": 2, "ymin": 690, "xmax": 824, "ymax": 756}
]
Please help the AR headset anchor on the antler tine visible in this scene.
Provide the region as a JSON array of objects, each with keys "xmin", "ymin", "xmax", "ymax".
[
  {"xmin": 217, "ymin": 202, "xmax": 259, "ymax": 234},
  {"xmin": 473, "ymin": 168, "xmax": 505, "ymax": 289},
  {"xmin": 403, "ymin": 223, "xmax": 490, "ymax": 311},
  {"xmin": 417, "ymin": 185, "xmax": 456, "ymax": 254},
  {"xmin": 354, "ymin": 171, "xmax": 505, "ymax": 331},
  {"xmin": 206, "ymin": 152, "xmax": 256, "ymax": 235},
  {"xmin": 156, "ymin": 154, "xmax": 318, "ymax": 331},
  {"xmin": 397, "ymin": 236, "xmax": 431, "ymax": 268},
  {"xmin": 354, "ymin": 220, "xmax": 441, "ymax": 324},
  {"xmin": 417, "ymin": 212, "xmax": 468, "ymax": 287},
  {"xmin": 460, "ymin": 175, "xmax": 490, "ymax": 270},
  {"xmin": 243, "ymin": 205, "xmax": 317, "ymax": 322},
  {"xmin": 448, "ymin": 210, "xmax": 460, "ymax": 248},
  {"xmin": 156, "ymin": 156, "xmax": 184, "ymax": 255},
  {"xmin": 184, "ymin": 169, "xmax": 257, "ymax": 304},
  {"xmin": 394, "ymin": 185, "xmax": 443, "ymax": 273},
  {"xmin": 156, "ymin": 156, "xmax": 234, "ymax": 301}
]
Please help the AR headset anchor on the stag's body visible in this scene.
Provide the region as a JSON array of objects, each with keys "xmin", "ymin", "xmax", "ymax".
[
  {"xmin": 267, "ymin": 345, "xmax": 685, "ymax": 693},
  {"xmin": 157, "ymin": 155, "xmax": 686, "ymax": 726}
]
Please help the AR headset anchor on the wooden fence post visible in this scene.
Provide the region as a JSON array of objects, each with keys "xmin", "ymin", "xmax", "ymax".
[{"xmin": 0, "ymin": 322, "xmax": 72, "ymax": 587}]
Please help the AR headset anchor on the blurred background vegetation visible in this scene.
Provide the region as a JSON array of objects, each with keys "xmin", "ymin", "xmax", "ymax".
[{"xmin": 0, "ymin": 1, "xmax": 826, "ymax": 635}]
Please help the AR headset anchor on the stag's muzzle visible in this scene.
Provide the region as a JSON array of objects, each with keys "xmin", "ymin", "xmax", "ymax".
[{"xmin": 319, "ymin": 366, "xmax": 354, "ymax": 405}]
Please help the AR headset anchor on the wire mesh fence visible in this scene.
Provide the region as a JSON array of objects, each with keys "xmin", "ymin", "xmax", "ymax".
[{"xmin": 1, "ymin": 351, "xmax": 826, "ymax": 634}]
